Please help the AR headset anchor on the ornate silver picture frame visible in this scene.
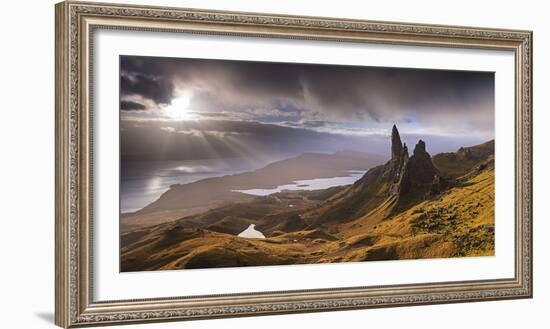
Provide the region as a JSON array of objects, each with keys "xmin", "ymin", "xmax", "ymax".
[{"xmin": 55, "ymin": 1, "xmax": 532, "ymax": 327}]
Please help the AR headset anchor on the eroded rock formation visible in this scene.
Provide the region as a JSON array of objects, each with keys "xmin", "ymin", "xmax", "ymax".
[{"xmin": 387, "ymin": 126, "xmax": 441, "ymax": 211}]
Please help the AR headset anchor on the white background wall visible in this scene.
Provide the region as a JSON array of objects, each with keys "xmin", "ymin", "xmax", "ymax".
[{"xmin": 0, "ymin": 0, "xmax": 547, "ymax": 328}]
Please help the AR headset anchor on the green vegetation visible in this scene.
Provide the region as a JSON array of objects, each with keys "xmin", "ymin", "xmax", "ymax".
[{"xmin": 411, "ymin": 207, "xmax": 460, "ymax": 235}]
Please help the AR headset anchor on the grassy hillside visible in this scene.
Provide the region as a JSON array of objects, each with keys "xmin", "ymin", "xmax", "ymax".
[
  {"xmin": 432, "ymin": 140, "xmax": 494, "ymax": 178},
  {"xmin": 121, "ymin": 161, "xmax": 494, "ymax": 271},
  {"xmin": 340, "ymin": 166, "xmax": 494, "ymax": 261}
]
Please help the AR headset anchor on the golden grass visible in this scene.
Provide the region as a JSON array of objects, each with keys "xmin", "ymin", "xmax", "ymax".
[{"xmin": 121, "ymin": 168, "xmax": 495, "ymax": 271}]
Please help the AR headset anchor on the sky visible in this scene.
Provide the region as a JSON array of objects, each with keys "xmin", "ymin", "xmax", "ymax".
[{"xmin": 119, "ymin": 55, "xmax": 494, "ymax": 162}]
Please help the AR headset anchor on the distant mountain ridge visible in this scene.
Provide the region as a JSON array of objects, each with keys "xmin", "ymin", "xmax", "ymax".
[{"xmin": 432, "ymin": 140, "xmax": 494, "ymax": 178}]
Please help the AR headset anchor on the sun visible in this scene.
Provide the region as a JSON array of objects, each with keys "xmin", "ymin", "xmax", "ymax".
[{"xmin": 164, "ymin": 92, "xmax": 193, "ymax": 120}]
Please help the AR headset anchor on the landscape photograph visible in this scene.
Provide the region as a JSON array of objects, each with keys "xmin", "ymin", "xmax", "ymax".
[{"xmin": 119, "ymin": 55, "xmax": 495, "ymax": 272}]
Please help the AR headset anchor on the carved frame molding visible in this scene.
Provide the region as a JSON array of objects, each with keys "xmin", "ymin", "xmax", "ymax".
[{"xmin": 55, "ymin": 1, "xmax": 532, "ymax": 327}]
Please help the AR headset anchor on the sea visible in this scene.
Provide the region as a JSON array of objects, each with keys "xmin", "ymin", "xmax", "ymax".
[
  {"xmin": 121, "ymin": 159, "xmax": 261, "ymax": 213},
  {"xmin": 121, "ymin": 160, "xmax": 366, "ymax": 213}
]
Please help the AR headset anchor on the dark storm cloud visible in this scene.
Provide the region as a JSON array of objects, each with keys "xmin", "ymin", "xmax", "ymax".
[
  {"xmin": 300, "ymin": 66, "xmax": 494, "ymax": 124},
  {"xmin": 120, "ymin": 57, "xmax": 176, "ymax": 105},
  {"xmin": 120, "ymin": 55, "xmax": 494, "ymax": 134},
  {"xmin": 120, "ymin": 100, "xmax": 146, "ymax": 111},
  {"xmin": 120, "ymin": 56, "xmax": 304, "ymax": 109}
]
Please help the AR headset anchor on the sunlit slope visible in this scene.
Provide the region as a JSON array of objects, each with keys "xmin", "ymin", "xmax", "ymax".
[
  {"xmin": 121, "ymin": 165, "xmax": 494, "ymax": 271},
  {"xmin": 336, "ymin": 165, "xmax": 494, "ymax": 262}
]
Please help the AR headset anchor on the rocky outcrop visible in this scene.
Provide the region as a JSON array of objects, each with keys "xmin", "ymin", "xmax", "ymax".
[
  {"xmin": 457, "ymin": 140, "xmax": 494, "ymax": 159},
  {"xmin": 404, "ymin": 140, "xmax": 438, "ymax": 190},
  {"xmin": 387, "ymin": 125, "xmax": 409, "ymax": 193},
  {"xmin": 391, "ymin": 124, "xmax": 403, "ymax": 160},
  {"xmin": 432, "ymin": 139, "xmax": 495, "ymax": 178},
  {"xmin": 306, "ymin": 125, "xmax": 445, "ymax": 224},
  {"xmin": 394, "ymin": 139, "xmax": 439, "ymax": 209},
  {"xmin": 386, "ymin": 127, "xmax": 441, "ymax": 211}
]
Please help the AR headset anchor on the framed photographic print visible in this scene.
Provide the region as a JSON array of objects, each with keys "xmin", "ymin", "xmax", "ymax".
[{"xmin": 55, "ymin": 1, "xmax": 532, "ymax": 327}]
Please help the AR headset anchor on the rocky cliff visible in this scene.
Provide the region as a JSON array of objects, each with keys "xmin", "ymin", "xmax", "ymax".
[
  {"xmin": 388, "ymin": 127, "xmax": 441, "ymax": 211},
  {"xmin": 304, "ymin": 125, "xmax": 444, "ymax": 225}
]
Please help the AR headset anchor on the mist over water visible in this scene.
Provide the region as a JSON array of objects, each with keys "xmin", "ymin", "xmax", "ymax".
[
  {"xmin": 121, "ymin": 158, "xmax": 267, "ymax": 213},
  {"xmin": 121, "ymin": 159, "xmax": 370, "ymax": 213}
]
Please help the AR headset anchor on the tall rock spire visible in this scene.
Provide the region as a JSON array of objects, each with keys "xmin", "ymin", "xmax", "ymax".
[
  {"xmin": 387, "ymin": 130, "xmax": 440, "ymax": 211},
  {"xmin": 413, "ymin": 140, "xmax": 427, "ymax": 157},
  {"xmin": 407, "ymin": 139, "xmax": 437, "ymax": 186},
  {"xmin": 391, "ymin": 124, "xmax": 403, "ymax": 160}
]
